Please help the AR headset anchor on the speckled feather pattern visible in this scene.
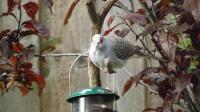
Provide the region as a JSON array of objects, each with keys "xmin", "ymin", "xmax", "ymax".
[{"xmin": 109, "ymin": 38, "xmax": 143, "ymax": 60}]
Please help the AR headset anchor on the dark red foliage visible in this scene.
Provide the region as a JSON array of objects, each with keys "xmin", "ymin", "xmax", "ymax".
[
  {"xmin": 23, "ymin": 20, "xmax": 36, "ymax": 31},
  {"xmin": 107, "ymin": 16, "xmax": 114, "ymax": 28},
  {"xmin": 0, "ymin": 0, "xmax": 51, "ymax": 96},
  {"xmin": 122, "ymin": 77, "xmax": 134, "ymax": 96},
  {"xmin": 17, "ymin": 85, "xmax": 29, "ymax": 96},
  {"xmin": 21, "ymin": 63, "xmax": 33, "ymax": 69},
  {"xmin": 0, "ymin": 29, "xmax": 10, "ymax": 39},
  {"xmin": 117, "ymin": 0, "xmax": 200, "ymax": 111},
  {"xmin": 20, "ymin": 30, "xmax": 37, "ymax": 37},
  {"xmin": 123, "ymin": 12, "xmax": 147, "ymax": 25},
  {"xmin": 23, "ymin": 2, "xmax": 38, "ymax": 20},
  {"xmin": 190, "ymin": 28, "xmax": 200, "ymax": 50},
  {"xmin": 22, "ymin": 69, "xmax": 45, "ymax": 95},
  {"xmin": 11, "ymin": 42, "xmax": 24, "ymax": 53},
  {"xmin": 115, "ymin": 28, "xmax": 130, "ymax": 38},
  {"xmin": 7, "ymin": 0, "xmax": 20, "ymax": 14},
  {"xmin": 103, "ymin": 23, "xmax": 122, "ymax": 36},
  {"xmin": 22, "ymin": 20, "xmax": 50, "ymax": 39},
  {"xmin": 157, "ymin": 79, "xmax": 174, "ymax": 99}
]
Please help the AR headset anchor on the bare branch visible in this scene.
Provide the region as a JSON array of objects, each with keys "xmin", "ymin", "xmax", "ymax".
[
  {"xmin": 138, "ymin": 0, "xmax": 156, "ymax": 24},
  {"xmin": 86, "ymin": 0, "xmax": 102, "ymax": 87},
  {"xmin": 88, "ymin": 59, "xmax": 101, "ymax": 87},
  {"xmin": 86, "ymin": 0, "xmax": 117, "ymax": 87},
  {"xmin": 86, "ymin": 0, "xmax": 100, "ymax": 26}
]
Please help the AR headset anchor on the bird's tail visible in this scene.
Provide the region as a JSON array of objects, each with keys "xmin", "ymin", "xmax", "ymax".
[{"xmin": 136, "ymin": 51, "xmax": 168, "ymax": 62}]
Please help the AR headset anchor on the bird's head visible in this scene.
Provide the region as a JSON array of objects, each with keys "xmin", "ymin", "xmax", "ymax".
[{"xmin": 91, "ymin": 34, "xmax": 106, "ymax": 49}]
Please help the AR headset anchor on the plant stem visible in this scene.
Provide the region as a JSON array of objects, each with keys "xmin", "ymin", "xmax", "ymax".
[
  {"xmin": 16, "ymin": 1, "xmax": 22, "ymax": 41},
  {"xmin": 121, "ymin": 18, "xmax": 155, "ymax": 56},
  {"xmin": 185, "ymin": 86, "xmax": 200, "ymax": 112}
]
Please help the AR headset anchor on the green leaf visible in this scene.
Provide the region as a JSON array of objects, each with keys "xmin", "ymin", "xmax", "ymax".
[
  {"xmin": 187, "ymin": 58, "xmax": 197, "ymax": 74},
  {"xmin": 178, "ymin": 36, "xmax": 193, "ymax": 49}
]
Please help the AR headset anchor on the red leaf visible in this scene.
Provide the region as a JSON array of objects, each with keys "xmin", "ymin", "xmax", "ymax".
[
  {"xmin": 20, "ymin": 30, "xmax": 37, "ymax": 37},
  {"xmin": 133, "ymin": 67, "xmax": 169, "ymax": 95},
  {"xmin": 9, "ymin": 56, "xmax": 18, "ymax": 69},
  {"xmin": 42, "ymin": 0, "xmax": 53, "ymax": 14},
  {"xmin": 39, "ymin": 56, "xmax": 46, "ymax": 63},
  {"xmin": 23, "ymin": 2, "xmax": 38, "ymax": 20},
  {"xmin": 23, "ymin": 20, "xmax": 36, "ymax": 30},
  {"xmin": 23, "ymin": 20, "xmax": 50, "ymax": 39},
  {"xmin": 103, "ymin": 23, "xmax": 122, "ymax": 36},
  {"xmin": 122, "ymin": 77, "xmax": 134, "ymax": 96},
  {"xmin": 21, "ymin": 63, "xmax": 33, "ymax": 69},
  {"xmin": 158, "ymin": 32, "xmax": 178, "ymax": 61},
  {"xmin": 63, "ymin": 0, "xmax": 80, "ymax": 25},
  {"xmin": 35, "ymin": 74, "xmax": 45, "ymax": 95},
  {"xmin": 23, "ymin": 69, "xmax": 45, "ymax": 95},
  {"xmin": 157, "ymin": 0, "xmax": 170, "ymax": 9},
  {"xmin": 12, "ymin": 42, "xmax": 24, "ymax": 53},
  {"xmin": 17, "ymin": 85, "xmax": 29, "ymax": 96},
  {"xmin": 136, "ymin": 9, "xmax": 145, "ymax": 15},
  {"xmin": 7, "ymin": 0, "xmax": 20, "ymax": 14},
  {"xmin": 0, "ymin": 29, "xmax": 10, "ymax": 39},
  {"xmin": 107, "ymin": 16, "xmax": 114, "ymax": 28},
  {"xmin": 115, "ymin": 28, "xmax": 130, "ymax": 38},
  {"xmin": 103, "ymin": 28, "xmax": 114, "ymax": 36},
  {"xmin": 123, "ymin": 12, "xmax": 147, "ymax": 25}
]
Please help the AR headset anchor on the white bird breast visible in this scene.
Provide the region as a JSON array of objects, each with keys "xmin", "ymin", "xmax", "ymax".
[{"xmin": 89, "ymin": 41, "xmax": 125, "ymax": 69}]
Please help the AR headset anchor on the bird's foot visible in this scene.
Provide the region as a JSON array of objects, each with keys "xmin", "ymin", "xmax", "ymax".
[{"xmin": 104, "ymin": 58, "xmax": 116, "ymax": 74}]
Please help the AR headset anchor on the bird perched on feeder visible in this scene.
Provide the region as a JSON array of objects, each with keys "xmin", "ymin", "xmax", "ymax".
[{"xmin": 89, "ymin": 34, "xmax": 165, "ymax": 73}]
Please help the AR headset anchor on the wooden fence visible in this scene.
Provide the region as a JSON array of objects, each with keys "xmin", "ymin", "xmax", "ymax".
[{"xmin": 0, "ymin": 0, "xmax": 161, "ymax": 112}]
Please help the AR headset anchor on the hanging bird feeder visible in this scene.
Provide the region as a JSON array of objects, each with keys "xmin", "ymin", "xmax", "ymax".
[{"xmin": 67, "ymin": 87, "xmax": 119, "ymax": 112}]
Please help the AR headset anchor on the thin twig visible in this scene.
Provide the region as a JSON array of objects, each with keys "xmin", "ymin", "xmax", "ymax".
[
  {"xmin": 138, "ymin": 0, "xmax": 156, "ymax": 24},
  {"xmin": 186, "ymin": 86, "xmax": 200, "ymax": 112},
  {"xmin": 16, "ymin": 1, "xmax": 22, "ymax": 41},
  {"xmin": 151, "ymin": 37, "xmax": 168, "ymax": 60},
  {"xmin": 34, "ymin": 53, "xmax": 88, "ymax": 57},
  {"xmin": 138, "ymin": 81, "xmax": 158, "ymax": 94},
  {"xmin": 121, "ymin": 17, "xmax": 155, "ymax": 56}
]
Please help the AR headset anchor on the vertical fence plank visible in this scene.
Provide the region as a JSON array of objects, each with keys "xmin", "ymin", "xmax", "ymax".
[
  {"xmin": 38, "ymin": 0, "xmax": 92, "ymax": 112},
  {"xmin": 0, "ymin": 0, "xmax": 163, "ymax": 111}
]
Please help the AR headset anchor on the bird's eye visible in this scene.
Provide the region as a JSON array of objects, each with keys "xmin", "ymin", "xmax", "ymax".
[{"xmin": 99, "ymin": 38, "xmax": 103, "ymax": 43}]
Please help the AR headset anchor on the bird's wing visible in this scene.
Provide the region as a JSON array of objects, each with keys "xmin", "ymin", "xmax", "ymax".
[{"xmin": 110, "ymin": 39, "xmax": 143, "ymax": 60}]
